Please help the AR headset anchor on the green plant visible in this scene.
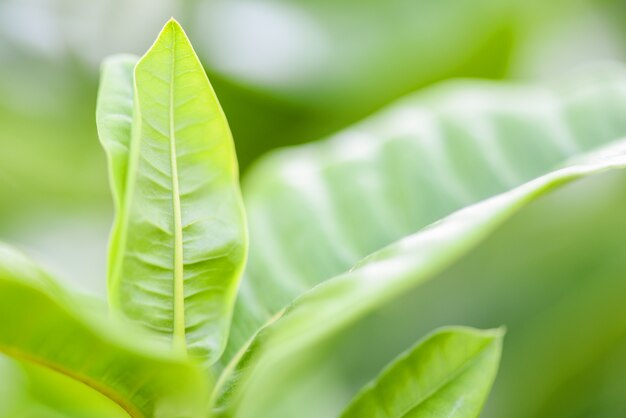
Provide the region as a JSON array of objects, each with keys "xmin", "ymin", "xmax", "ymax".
[
  {"xmin": 2, "ymin": 19, "xmax": 626, "ymax": 418},
  {"xmin": 0, "ymin": 20, "xmax": 502, "ymax": 418}
]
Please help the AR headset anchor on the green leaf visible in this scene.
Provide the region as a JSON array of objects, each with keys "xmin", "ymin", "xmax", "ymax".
[
  {"xmin": 227, "ymin": 64, "xmax": 626, "ymax": 361},
  {"xmin": 0, "ymin": 243, "xmax": 210, "ymax": 418},
  {"xmin": 99, "ymin": 19, "xmax": 248, "ymax": 363},
  {"xmin": 340, "ymin": 327, "xmax": 504, "ymax": 418},
  {"xmin": 216, "ymin": 66, "xmax": 626, "ymax": 417},
  {"xmin": 0, "ymin": 355, "xmax": 131, "ymax": 418},
  {"xmin": 214, "ymin": 137, "xmax": 626, "ymax": 417},
  {"xmin": 96, "ymin": 54, "xmax": 138, "ymax": 210}
]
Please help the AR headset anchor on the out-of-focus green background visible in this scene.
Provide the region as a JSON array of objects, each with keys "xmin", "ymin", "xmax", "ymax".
[{"xmin": 0, "ymin": 0, "xmax": 624, "ymax": 311}]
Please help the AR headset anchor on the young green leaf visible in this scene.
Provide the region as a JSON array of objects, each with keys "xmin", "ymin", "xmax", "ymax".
[
  {"xmin": 0, "ymin": 243, "xmax": 210, "ymax": 418},
  {"xmin": 96, "ymin": 54, "xmax": 138, "ymax": 209},
  {"xmin": 99, "ymin": 19, "xmax": 248, "ymax": 363},
  {"xmin": 340, "ymin": 327, "xmax": 504, "ymax": 418}
]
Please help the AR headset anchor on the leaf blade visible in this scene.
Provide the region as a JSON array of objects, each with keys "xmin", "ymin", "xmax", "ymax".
[
  {"xmin": 340, "ymin": 327, "xmax": 503, "ymax": 418},
  {"xmin": 102, "ymin": 19, "xmax": 248, "ymax": 363},
  {"xmin": 226, "ymin": 64, "xmax": 626, "ymax": 362},
  {"xmin": 214, "ymin": 139, "xmax": 626, "ymax": 417},
  {"xmin": 0, "ymin": 243, "xmax": 210, "ymax": 418}
]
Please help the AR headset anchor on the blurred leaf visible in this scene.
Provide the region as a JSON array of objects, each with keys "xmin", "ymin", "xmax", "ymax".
[
  {"xmin": 101, "ymin": 20, "xmax": 248, "ymax": 363},
  {"xmin": 340, "ymin": 327, "xmax": 504, "ymax": 418},
  {"xmin": 228, "ymin": 63, "xmax": 626, "ymax": 360},
  {"xmin": 96, "ymin": 54, "xmax": 138, "ymax": 210},
  {"xmin": 215, "ymin": 136, "xmax": 626, "ymax": 417},
  {"xmin": 211, "ymin": 65, "xmax": 626, "ymax": 417},
  {"xmin": 0, "ymin": 241, "xmax": 63, "ymax": 292},
  {"xmin": 0, "ymin": 355, "xmax": 129, "ymax": 418},
  {"xmin": 0, "ymin": 242, "xmax": 210, "ymax": 418}
]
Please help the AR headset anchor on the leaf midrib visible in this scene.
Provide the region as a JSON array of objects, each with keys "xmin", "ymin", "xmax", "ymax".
[
  {"xmin": 168, "ymin": 28, "xmax": 186, "ymax": 354},
  {"xmin": 398, "ymin": 338, "xmax": 495, "ymax": 418}
]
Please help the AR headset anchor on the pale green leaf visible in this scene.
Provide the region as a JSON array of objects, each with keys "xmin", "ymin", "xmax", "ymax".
[
  {"xmin": 214, "ymin": 137, "xmax": 626, "ymax": 417},
  {"xmin": 227, "ymin": 64, "xmax": 626, "ymax": 361},
  {"xmin": 100, "ymin": 19, "xmax": 248, "ymax": 363},
  {"xmin": 0, "ymin": 355, "xmax": 131, "ymax": 418},
  {"xmin": 340, "ymin": 327, "xmax": 503, "ymax": 418},
  {"xmin": 216, "ymin": 66, "xmax": 626, "ymax": 417},
  {"xmin": 96, "ymin": 53, "xmax": 138, "ymax": 209},
  {"xmin": 0, "ymin": 243, "xmax": 210, "ymax": 418}
]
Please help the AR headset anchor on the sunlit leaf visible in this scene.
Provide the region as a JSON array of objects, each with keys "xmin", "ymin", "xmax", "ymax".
[{"xmin": 99, "ymin": 20, "xmax": 248, "ymax": 363}]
